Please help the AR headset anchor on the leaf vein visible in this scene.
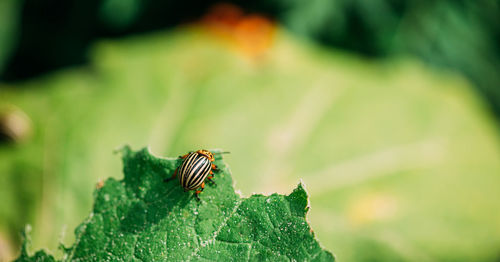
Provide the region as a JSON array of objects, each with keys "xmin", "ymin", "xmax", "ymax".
[{"xmin": 187, "ymin": 199, "xmax": 242, "ymax": 261}]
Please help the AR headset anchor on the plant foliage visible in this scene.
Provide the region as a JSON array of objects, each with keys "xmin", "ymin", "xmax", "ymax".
[{"xmin": 15, "ymin": 147, "xmax": 334, "ymax": 261}]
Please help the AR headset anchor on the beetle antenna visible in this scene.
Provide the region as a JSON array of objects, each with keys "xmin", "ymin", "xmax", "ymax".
[{"xmin": 212, "ymin": 151, "xmax": 230, "ymax": 154}]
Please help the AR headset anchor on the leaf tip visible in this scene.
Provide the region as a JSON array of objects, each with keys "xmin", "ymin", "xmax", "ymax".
[
  {"xmin": 113, "ymin": 144, "xmax": 132, "ymax": 156},
  {"xmin": 19, "ymin": 224, "xmax": 32, "ymax": 257},
  {"xmin": 15, "ymin": 225, "xmax": 57, "ymax": 261},
  {"xmin": 287, "ymin": 180, "xmax": 310, "ymax": 217}
]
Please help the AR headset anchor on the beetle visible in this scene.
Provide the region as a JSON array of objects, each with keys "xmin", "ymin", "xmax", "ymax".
[{"xmin": 164, "ymin": 149, "xmax": 225, "ymax": 200}]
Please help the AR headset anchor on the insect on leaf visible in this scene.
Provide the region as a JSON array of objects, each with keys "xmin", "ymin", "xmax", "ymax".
[{"xmin": 16, "ymin": 146, "xmax": 335, "ymax": 261}]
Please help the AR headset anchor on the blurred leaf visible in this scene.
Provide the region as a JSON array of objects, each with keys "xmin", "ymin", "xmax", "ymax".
[
  {"xmin": 15, "ymin": 146, "xmax": 334, "ymax": 261},
  {"xmin": 1, "ymin": 25, "xmax": 500, "ymax": 261},
  {"xmin": 99, "ymin": 0, "xmax": 142, "ymax": 30},
  {"xmin": 0, "ymin": 0, "xmax": 21, "ymax": 73},
  {"xmin": 276, "ymin": 0, "xmax": 500, "ymax": 115}
]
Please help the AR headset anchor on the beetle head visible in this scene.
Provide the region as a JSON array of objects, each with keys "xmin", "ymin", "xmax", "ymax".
[{"xmin": 197, "ymin": 149, "xmax": 215, "ymax": 162}]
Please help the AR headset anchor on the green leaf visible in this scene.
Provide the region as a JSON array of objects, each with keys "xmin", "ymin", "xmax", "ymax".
[
  {"xmin": 16, "ymin": 146, "xmax": 334, "ymax": 261},
  {"xmin": 0, "ymin": 0, "xmax": 21, "ymax": 74},
  {"xmin": 15, "ymin": 225, "xmax": 56, "ymax": 262},
  {"xmin": 3, "ymin": 25, "xmax": 500, "ymax": 261}
]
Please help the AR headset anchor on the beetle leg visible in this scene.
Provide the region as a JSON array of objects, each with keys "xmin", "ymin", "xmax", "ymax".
[
  {"xmin": 206, "ymin": 176, "xmax": 216, "ymax": 185},
  {"xmin": 212, "ymin": 163, "xmax": 219, "ymax": 171},
  {"xmin": 163, "ymin": 167, "xmax": 178, "ymax": 182},
  {"xmin": 195, "ymin": 182, "xmax": 205, "ymax": 201}
]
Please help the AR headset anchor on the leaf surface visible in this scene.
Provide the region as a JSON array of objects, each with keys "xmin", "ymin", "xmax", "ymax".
[{"xmin": 16, "ymin": 146, "xmax": 334, "ymax": 261}]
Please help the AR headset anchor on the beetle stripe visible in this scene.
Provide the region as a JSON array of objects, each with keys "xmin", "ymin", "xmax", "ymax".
[
  {"xmin": 184, "ymin": 158, "xmax": 203, "ymax": 185},
  {"xmin": 185, "ymin": 155, "xmax": 204, "ymax": 180},
  {"xmin": 185, "ymin": 156, "xmax": 210, "ymax": 189},
  {"xmin": 176, "ymin": 151, "xmax": 215, "ymax": 191},
  {"xmin": 178, "ymin": 153, "xmax": 212, "ymax": 190},
  {"xmin": 187, "ymin": 159, "xmax": 211, "ymax": 189},
  {"xmin": 180, "ymin": 153, "xmax": 198, "ymax": 187},
  {"xmin": 191, "ymin": 157, "xmax": 210, "ymax": 188}
]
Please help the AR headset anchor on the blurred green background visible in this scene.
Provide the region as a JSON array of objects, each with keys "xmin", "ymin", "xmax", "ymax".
[{"xmin": 1, "ymin": 0, "xmax": 500, "ymax": 261}]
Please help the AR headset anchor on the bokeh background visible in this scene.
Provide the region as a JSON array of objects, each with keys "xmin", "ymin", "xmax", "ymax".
[{"xmin": 1, "ymin": 1, "xmax": 500, "ymax": 261}]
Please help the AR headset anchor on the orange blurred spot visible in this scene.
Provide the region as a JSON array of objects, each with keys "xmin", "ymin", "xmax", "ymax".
[
  {"xmin": 202, "ymin": 3, "xmax": 276, "ymax": 59},
  {"xmin": 96, "ymin": 179, "xmax": 104, "ymax": 189},
  {"xmin": 203, "ymin": 4, "xmax": 244, "ymax": 30}
]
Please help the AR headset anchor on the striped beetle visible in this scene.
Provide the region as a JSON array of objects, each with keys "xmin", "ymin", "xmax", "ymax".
[{"xmin": 164, "ymin": 149, "xmax": 226, "ymax": 200}]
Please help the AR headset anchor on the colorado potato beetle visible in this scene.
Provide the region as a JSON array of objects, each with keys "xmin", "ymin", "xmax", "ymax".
[{"xmin": 164, "ymin": 149, "xmax": 228, "ymax": 200}]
